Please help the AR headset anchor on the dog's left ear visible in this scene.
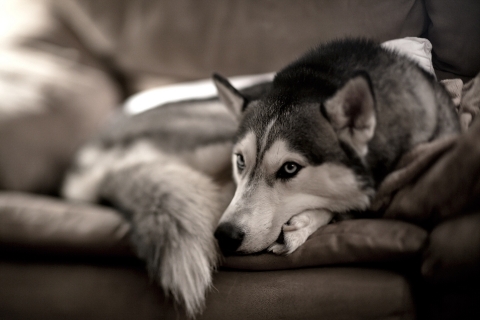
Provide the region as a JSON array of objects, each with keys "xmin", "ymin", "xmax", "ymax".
[
  {"xmin": 213, "ymin": 73, "xmax": 247, "ymax": 118},
  {"xmin": 324, "ymin": 72, "xmax": 376, "ymax": 158}
]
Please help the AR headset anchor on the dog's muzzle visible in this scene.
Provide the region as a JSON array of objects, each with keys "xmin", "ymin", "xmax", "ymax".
[{"xmin": 214, "ymin": 223, "xmax": 244, "ymax": 256}]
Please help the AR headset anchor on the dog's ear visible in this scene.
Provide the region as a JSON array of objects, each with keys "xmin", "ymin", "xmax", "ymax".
[
  {"xmin": 213, "ymin": 73, "xmax": 246, "ymax": 118},
  {"xmin": 324, "ymin": 73, "xmax": 376, "ymax": 158}
]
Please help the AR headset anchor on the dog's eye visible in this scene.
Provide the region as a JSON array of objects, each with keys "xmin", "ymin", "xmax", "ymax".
[
  {"xmin": 277, "ymin": 162, "xmax": 302, "ymax": 180},
  {"xmin": 236, "ymin": 154, "xmax": 246, "ymax": 171}
]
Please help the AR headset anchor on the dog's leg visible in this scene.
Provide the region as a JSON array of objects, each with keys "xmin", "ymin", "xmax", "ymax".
[
  {"xmin": 268, "ymin": 209, "xmax": 334, "ymax": 255},
  {"xmin": 99, "ymin": 160, "xmax": 226, "ymax": 318}
]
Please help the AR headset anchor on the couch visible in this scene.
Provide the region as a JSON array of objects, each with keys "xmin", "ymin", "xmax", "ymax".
[{"xmin": 1, "ymin": 0, "xmax": 480, "ymax": 319}]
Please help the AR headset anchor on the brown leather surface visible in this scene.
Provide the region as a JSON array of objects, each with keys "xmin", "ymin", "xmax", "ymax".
[
  {"xmin": 0, "ymin": 261, "xmax": 164, "ymax": 320},
  {"xmin": 426, "ymin": 0, "xmax": 480, "ymax": 79},
  {"xmin": 60, "ymin": 0, "xmax": 426, "ymax": 87},
  {"xmin": 0, "ymin": 261, "xmax": 415, "ymax": 320},
  {"xmin": 224, "ymin": 219, "xmax": 427, "ymax": 270},
  {"xmin": 0, "ymin": 192, "xmax": 418, "ymax": 318},
  {"xmin": 0, "ymin": 192, "xmax": 426, "ymax": 269},
  {"xmin": 2, "ymin": 1, "xmax": 478, "ymax": 318},
  {"xmin": 422, "ymin": 212, "xmax": 480, "ymax": 284},
  {"xmin": 383, "ymin": 117, "xmax": 480, "ymax": 225},
  {"xmin": 0, "ymin": 192, "xmax": 132, "ymax": 256}
]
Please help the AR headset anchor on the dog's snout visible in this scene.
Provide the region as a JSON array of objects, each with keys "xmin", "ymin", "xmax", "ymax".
[{"xmin": 214, "ymin": 223, "xmax": 244, "ymax": 256}]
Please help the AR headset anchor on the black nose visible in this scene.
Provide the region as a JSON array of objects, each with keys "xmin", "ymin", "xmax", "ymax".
[{"xmin": 214, "ymin": 223, "xmax": 244, "ymax": 256}]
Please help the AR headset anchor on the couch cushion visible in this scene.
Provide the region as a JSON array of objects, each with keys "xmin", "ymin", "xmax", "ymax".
[
  {"xmin": 0, "ymin": 261, "xmax": 415, "ymax": 320},
  {"xmin": 426, "ymin": 0, "xmax": 480, "ymax": 80},
  {"xmin": 0, "ymin": 193, "xmax": 419, "ymax": 319}
]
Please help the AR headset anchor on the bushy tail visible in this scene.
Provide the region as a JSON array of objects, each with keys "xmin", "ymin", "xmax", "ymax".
[{"xmin": 100, "ymin": 160, "xmax": 226, "ymax": 317}]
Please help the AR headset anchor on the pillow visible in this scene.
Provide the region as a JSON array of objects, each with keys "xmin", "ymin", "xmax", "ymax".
[
  {"xmin": 381, "ymin": 37, "xmax": 435, "ymax": 77},
  {"xmin": 124, "ymin": 73, "xmax": 275, "ymax": 115}
]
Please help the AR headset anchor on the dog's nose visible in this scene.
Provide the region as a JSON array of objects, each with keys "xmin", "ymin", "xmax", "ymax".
[{"xmin": 214, "ymin": 223, "xmax": 244, "ymax": 256}]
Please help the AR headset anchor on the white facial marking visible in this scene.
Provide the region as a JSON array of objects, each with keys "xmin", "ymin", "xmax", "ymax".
[{"xmin": 260, "ymin": 119, "xmax": 277, "ymax": 155}]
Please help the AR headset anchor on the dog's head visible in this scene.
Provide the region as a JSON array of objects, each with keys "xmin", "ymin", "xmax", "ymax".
[{"xmin": 213, "ymin": 72, "xmax": 376, "ymax": 255}]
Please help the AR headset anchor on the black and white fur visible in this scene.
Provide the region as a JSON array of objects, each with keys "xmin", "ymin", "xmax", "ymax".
[
  {"xmin": 213, "ymin": 38, "xmax": 459, "ymax": 255},
  {"xmin": 62, "ymin": 38, "xmax": 460, "ymax": 317}
]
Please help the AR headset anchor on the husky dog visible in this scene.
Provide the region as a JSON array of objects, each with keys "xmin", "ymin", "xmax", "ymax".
[
  {"xmin": 62, "ymin": 38, "xmax": 459, "ymax": 317},
  {"xmin": 212, "ymin": 38, "xmax": 459, "ymax": 256}
]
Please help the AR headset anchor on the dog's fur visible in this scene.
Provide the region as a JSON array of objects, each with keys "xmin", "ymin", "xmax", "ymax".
[
  {"xmin": 212, "ymin": 38, "xmax": 460, "ymax": 256},
  {"xmin": 62, "ymin": 38, "xmax": 460, "ymax": 317}
]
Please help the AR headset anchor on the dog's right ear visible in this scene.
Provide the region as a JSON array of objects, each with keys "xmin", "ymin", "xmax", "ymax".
[
  {"xmin": 323, "ymin": 73, "xmax": 376, "ymax": 158},
  {"xmin": 213, "ymin": 73, "xmax": 246, "ymax": 118}
]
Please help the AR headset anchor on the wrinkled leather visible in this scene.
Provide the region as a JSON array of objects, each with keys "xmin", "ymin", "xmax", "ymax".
[
  {"xmin": 224, "ymin": 219, "xmax": 427, "ymax": 270},
  {"xmin": 0, "ymin": 192, "xmax": 131, "ymax": 256},
  {"xmin": 426, "ymin": 0, "xmax": 480, "ymax": 79},
  {"xmin": 0, "ymin": 262, "xmax": 415, "ymax": 320},
  {"xmin": 0, "ymin": 192, "xmax": 420, "ymax": 319},
  {"xmin": 422, "ymin": 212, "xmax": 480, "ymax": 284}
]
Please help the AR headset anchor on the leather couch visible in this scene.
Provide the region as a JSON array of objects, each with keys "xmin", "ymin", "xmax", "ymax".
[{"xmin": 1, "ymin": 1, "xmax": 479, "ymax": 319}]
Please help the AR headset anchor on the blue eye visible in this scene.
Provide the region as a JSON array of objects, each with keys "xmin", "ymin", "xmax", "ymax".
[
  {"xmin": 236, "ymin": 154, "xmax": 246, "ymax": 171},
  {"xmin": 277, "ymin": 162, "xmax": 302, "ymax": 180}
]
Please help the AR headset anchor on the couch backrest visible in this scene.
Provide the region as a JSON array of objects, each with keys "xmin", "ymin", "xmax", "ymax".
[
  {"xmin": 56, "ymin": 0, "xmax": 425, "ymax": 89},
  {"xmin": 425, "ymin": 0, "xmax": 480, "ymax": 80},
  {"xmin": 56, "ymin": 0, "xmax": 479, "ymax": 89}
]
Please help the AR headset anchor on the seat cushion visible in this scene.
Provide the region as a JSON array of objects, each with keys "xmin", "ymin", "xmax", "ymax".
[
  {"xmin": 0, "ymin": 191, "xmax": 422, "ymax": 319},
  {"xmin": 0, "ymin": 261, "xmax": 415, "ymax": 320}
]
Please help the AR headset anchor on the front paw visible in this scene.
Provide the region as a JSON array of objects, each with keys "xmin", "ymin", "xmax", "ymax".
[
  {"xmin": 267, "ymin": 210, "xmax": 334, "ymax": 255},
  {"xmin": 267, "ymin": 215, "xmax": 312, "ymax": 255}
]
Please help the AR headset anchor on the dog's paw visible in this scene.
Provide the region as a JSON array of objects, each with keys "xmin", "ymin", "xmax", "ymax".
[
  {"xmin": 268, "ymin": 210, "xmax": 334, "ymax": 255},
  {"xmin": 267, "ymin": 217, "xmax": 312, "ymax": 255}
]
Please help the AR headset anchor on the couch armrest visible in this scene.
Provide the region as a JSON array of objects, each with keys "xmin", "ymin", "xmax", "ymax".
[{"xmin": 0, "ymin": 192, "xmax": 132, "ymax": 256}]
